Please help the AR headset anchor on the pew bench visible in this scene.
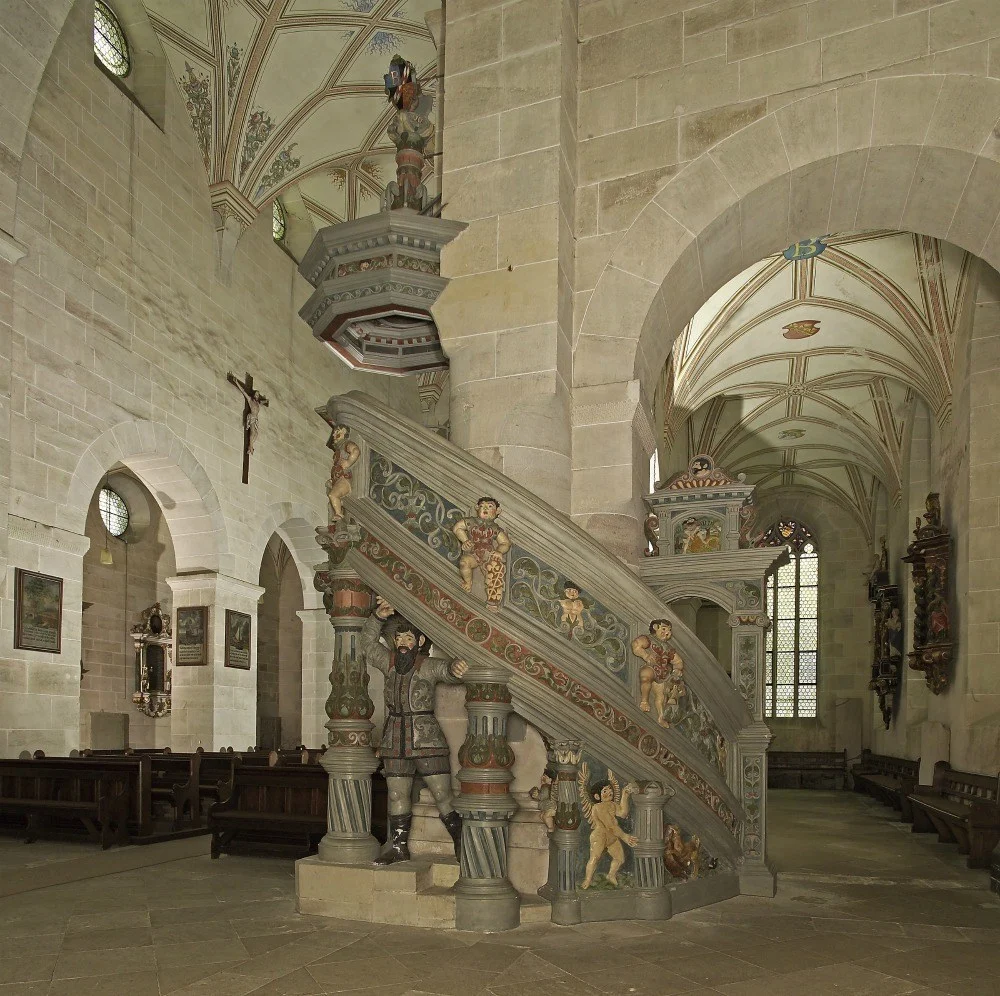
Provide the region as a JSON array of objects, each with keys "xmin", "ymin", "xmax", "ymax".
[
  {"xmin": 768, "ymin": 750, "xmax": 847, "ymax": 790},
  {"xmin": 0, "ymin": 761, "xmax": 133, "ymax": 848},
  {"xmin": 853, "ymin": 750, "xmax": 920, "ymax": 817},
  {"xmin": 908, "ymin": 762, "xmax": 1000, "ymax": 868}
]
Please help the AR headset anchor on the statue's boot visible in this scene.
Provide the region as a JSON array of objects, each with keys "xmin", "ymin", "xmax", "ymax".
[
  {"xmin": 440, "ymin": 810, "xmax": 462, "ymax": 861},
  {"xmin": 374, "ymin": 814, "xmax": 411, "ymax": 866}
]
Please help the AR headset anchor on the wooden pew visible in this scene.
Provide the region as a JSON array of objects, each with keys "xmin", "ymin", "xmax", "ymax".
[
  {"xmin": 768, "ymin": 750, "xmax": 847, "ymax": 790},
  {"xmin": 852, "ymin": 750, "xmax": 920, "ymax": 818},
  {"xmin": 208, "ymin": 766, "xmax": 387, "ymax": 858},
  {"xmin": 0, "ymin": 757, "xmax": 145, "ymax": 846},
  {"xmin": 907, "ymin": 762, "xmax": 1000, "ymax": 868}
]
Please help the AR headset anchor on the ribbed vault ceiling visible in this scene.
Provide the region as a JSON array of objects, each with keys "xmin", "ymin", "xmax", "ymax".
[
  {"xmin": 143, "ymin": 0, "xmax": 438, "ymax": 230},
  {"xmin": 663, "ymin": 232, "xmax": 973, "ymax": 537}
]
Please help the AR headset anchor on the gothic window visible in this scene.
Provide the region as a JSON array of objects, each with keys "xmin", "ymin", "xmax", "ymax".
[
  {"xmin": 94, "ymin": 2, "xmax": 130, "ymax": 78},
  {"xmin": 99, "ymin": 486, "xmax": 129, "ymax": 538},
  {"xmin": 759, "ymin": 520, "xmax": 818, "ymax": 718},
  {"xmin": 272, "ymin": 200, "xmax": 286, "ymax": 242}
]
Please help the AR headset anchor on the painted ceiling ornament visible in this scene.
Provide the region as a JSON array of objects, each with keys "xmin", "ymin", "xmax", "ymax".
[
  {"xmin": 382, "ymin": 53, "xmax": 434, "ymax": 211},
  {"xmin": 778, "ymin": 428, "xmax": 806, "ymax": 439},
  {"xmin": 783, "ymin": 236, "xmax": 828, "ymax": 261},
  {"xmin": 782, "ymin": 318, "xmax": 821, "ymax": 340}
]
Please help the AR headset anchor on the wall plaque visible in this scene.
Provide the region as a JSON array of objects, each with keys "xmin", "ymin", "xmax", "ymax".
[
  {"xmin": 224, "ymin": 609, "xmax": 251, "ymax": 670},
  {"xmin": 14, "ymin": 568, "xmax": 63, "ymax": 653},
  {"xmin": 176, "ymin": 606, "xmax": 208, "ymax": 665}
]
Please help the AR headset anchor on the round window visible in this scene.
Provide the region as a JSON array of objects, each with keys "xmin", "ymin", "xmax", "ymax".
[
  {"xmin": 94, "ymin": 1, "xmax": 131, "ymax": 78},
  {"xmin": 99, "ymin": 486, "xmax": 129, "ymax": 537}
]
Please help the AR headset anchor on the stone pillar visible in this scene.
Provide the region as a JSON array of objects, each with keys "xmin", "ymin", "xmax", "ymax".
[
  {"xmin": 736, "ymin": 721, "xmax": 776, "ymax": 897},
  {"xmin": 317, "ymin": 650, "xmax": 380, "ymax": 865},
  {"xmin": 547, "ymin": 739, "xmax": 582, "ymax": 925},
  {"xmin": 1, "ymin": 517, "xmax": 88, "ymax": 757},
  {"xmin": 453, "ymin": 667, "xmax": 520, "ymax": 931},
  {"xmin": 631, "ymin": 781, "xmax": 672, "ymax": 920},
  {"xmin": 730, "ymin": 615, "xmax": 767, "ymax": 723},
  {"xmin": 165, "ymin": 572, "xmax": 263, "ymax": 752}
]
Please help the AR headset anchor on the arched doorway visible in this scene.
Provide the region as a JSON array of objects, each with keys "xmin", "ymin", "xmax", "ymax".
[
  {"xmin": 80, "ymin": 470, "xmax": 176, "ymax": 749},
  {"xmin": 256, "ymin": 534, "xmax": 303, "ymax": 749}
]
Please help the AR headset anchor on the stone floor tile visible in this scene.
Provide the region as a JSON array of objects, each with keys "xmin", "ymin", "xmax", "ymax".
[
  {"xmin": 47, "ymin": 970, "xmax": 162, "ymax": 996},
  {"xmin": 158, "ymin": 960, "xmax": 245, "ymax": 995},
  {"xmin": 714, "ymin": 962, "xmax": 925, "ymax": 995},
  {"xmin": 0, "ymin": 954, "xmax": 57, "ymax": 987},
  {"xmin": 306, "ymin": 955, "xmax": 421, "ymax": 992},
  {"xmin": 653, "ymin": 951, "xmax": 767, "ymax": 988},
  {"xmin": 49, "ymin": 946, "xmax": 154, "ymax": 980},
  {"xmin": 0, "ymin": 984, "xmax": 47, "ymax": 996},
  {"xmin": 59, "ymin": 925, "xmax": 152, "ymax": 951},
  {"xmin": 154, "ymin": 937, "xmax": 252, "ymax": 968},
  {"xmin": 245, "ymin": 967, "xmax": 330, "ymax": 995},
  {"xmin": 581, "ymin": 961, "xmax": 709, "ymax": 995}
]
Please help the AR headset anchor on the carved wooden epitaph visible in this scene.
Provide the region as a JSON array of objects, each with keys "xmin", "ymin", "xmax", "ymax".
[
  {"xmin": 866, "ymin": 539, "xmax": 903, "ymax": 727},
  {"xmin": 903, "ymin": 494, "xmax": 952, "ymax": 694}
]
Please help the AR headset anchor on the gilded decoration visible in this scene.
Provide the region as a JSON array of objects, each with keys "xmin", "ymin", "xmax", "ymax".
[
  {"xmin": 178, "ymin": 63, "xmax": 212, "ymax": 172},
  {"xmin": 673, "ymin": 514, "xmax": 723, "ymax": 554},
  {"xmin": 508, "ymin": 549, "xmax": 629, "ymax": 680},
  {"xmin": 356, "ymin": 530, "xmax": 739, "ymax": 833},
  {"xmin": 903, "ymin": 494, "xmax": 953, "ymax": 694},
  {"xmin": 368, "ymin": 451, "xmax": 463, "ymax": 562},
  {"xmin": 453, "ymin": 497, "xmax": 511, "ymax": 610},
  {"xmin": 661, "ymin": 454, "xmax": 739, "ymax": 490},
  {"xmin": 578, "ymin": 759, "xmax": 637, "ymax": 890}
]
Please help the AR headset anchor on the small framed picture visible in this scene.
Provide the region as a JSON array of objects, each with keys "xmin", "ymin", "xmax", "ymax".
[
  {"xmin": 14, "ymin": 569, "xmax": 64, "ymax": 653},
  {"xmin": 176, "ymin": 606, "xmax": 208, "ymax": 666},
  {"xmin": 224, "ymin": 609, "xmax": 251, "ymax": 670}
]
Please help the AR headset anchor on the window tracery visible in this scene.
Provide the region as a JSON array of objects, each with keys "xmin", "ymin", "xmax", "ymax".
[
  {"xmin": 94, "ymin": 1, "xmax": 130, "ymax": 78},
  {"xmin": 99, "ymin": 486, "xmax": 129, "ymax": 538}
]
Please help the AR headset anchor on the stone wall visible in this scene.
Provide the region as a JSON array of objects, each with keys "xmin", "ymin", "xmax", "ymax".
[{"xmin": 0, "ymin": 1, "xmax": 417, "ymax": 755}]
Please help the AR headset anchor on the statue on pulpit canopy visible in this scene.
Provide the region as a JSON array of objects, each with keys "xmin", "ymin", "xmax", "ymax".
[{"xmin": 360, "ymin": 596, "xmax": 468, "ymax": 865}]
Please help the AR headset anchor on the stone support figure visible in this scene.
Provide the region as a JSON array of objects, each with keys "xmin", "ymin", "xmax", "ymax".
[
  {"xmin": 326, "ymin": 424, "xmax": 360, "ymax": 522},
  {"xmin": 360, "ymin": 596, "xmax": 468, "ymax": 864},
  {"xmin": 453, "ymin": 496, "xmax": 511, "ymax": 610},
  {"xmin": 545, "ymin": 740, "xmax": 583, "ymax": 925},
  {"xmin": 632, "ymin": 619, "xmax": 686, "ymax": 727}
]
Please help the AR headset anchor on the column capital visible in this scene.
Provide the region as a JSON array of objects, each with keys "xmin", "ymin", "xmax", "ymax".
[
  {"xmin": 736, "ymin": 721, "xmax": 773, "ymax": 752},
  {"xmin": 165, "ymin": 572, "xmax": 264, "ymax": 601},
  {"xmin": 728, "ymin": 612, "xmax": 770, "ymax": 629}
]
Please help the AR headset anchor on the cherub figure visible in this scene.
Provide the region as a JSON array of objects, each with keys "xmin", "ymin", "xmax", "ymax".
[
  {"xmin": 578, "ymin": 762, "xmax": 637, "ymax": 889},
  {"xmin": 558, "ymin": 581, "xmax": 587, "ymax": 637},
  {"xmin": 453, "ymin": 496, "xmax": 511, "ymax": 610},
  {"xmin": 326, "ymin": 424, "xmax": 360, "ymax": 522},
  {"xmin": 631, "ymin": 619, "xmax": 686, "ymax": 727},
  {"xmin": 663, "ymin": 823, "xmax": 700, "ymax": 880}
]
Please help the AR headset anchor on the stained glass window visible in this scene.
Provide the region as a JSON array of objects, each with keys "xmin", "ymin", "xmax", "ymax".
[
  {"xmin": 272, "ymin": 199, "xmax": 286, "ymax": 242},
  {"xmin": 94, "ymin": 2, "xmax": 130, "ymax": 78},
  {"xmin": 759, "ymin": 522, "xmax": 818, "ymax": 718},
  {"xmin": 99, "ymin": 487, "xmax": 129, "ymax": 537}
]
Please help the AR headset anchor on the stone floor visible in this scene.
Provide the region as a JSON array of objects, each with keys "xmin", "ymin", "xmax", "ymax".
[{"xmin": 1, "ymin": 790, "xmax": 999, "ymax": 996}]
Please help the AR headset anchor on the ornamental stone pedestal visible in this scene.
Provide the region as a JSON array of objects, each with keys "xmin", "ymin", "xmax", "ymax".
[
  {"xmin": 314, "ymin": 571, "xmax": 379, "ymax": 864},
  {"xmin": 453, "ymin": 666, "xmax": 520, "ymax": 931},
  {"xmin": 736, "ymin": 721, "xmax": 776, "ymax": 896},
  {"xmin": 631, "ymin": 781, "xmax": 673, "ymax": 919},
  {"xmin": 546, "ymin": 740, "xmax": 583, "ymax": 925}
]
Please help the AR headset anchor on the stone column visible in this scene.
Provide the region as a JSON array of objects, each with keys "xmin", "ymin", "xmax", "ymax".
[
  {"xmin": 631, "ymin": 781, "xmax": 672, "ymax": 920},
  {"xmin": 547, "ymin": 739, "xmax": 582, "ymax": 925},
  {"xmin": 736, "ymin": 721, "xmax": 776, "ymax": 897},
  {"xmin": 317, "ymin": 650, "xmax": 380, "ymax": 864},
  {"xmin": 165, "ymin": 573, "xmax": 263, "ymax": 752},
  {"xmin": 453, "ymin": 666, "xmax": 520, "ymax": 931}
]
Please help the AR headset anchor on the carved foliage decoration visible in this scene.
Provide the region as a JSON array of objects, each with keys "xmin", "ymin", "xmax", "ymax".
[
  {"xmin": 903, "ymin": 493, "xmax": 952, "ymax": 694},
  {"xmin": 741, "ymin": 755, "xmax": 763, "ymax": 859},
  {"xmin": 508, "ymin": 548, "xmax": 629, "ymax": 680},
  {"xmin": 368, "ymin": 451, "xmax": 463, "ymax": 562},
  {"xmin": 735, "ymin": 633, "xmax": 758, "ymax": 716}
]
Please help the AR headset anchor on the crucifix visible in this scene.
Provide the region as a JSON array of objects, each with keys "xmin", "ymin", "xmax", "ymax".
[{"xmin": 227, "ymin": 371, "xmax": 269, "ymax": 484}]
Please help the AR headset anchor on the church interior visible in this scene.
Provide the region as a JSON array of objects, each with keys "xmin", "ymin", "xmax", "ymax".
[{"xmin": 2, "ymin": 0, "xmax": 1000, "ymax": 992}]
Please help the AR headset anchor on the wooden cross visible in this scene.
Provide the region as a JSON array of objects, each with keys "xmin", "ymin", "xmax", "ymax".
[{"xmin": 227, "ymin": 371, "xmax": 269, "ymax": 485}]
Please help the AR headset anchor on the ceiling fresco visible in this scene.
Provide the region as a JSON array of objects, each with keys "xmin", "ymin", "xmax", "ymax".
[
  {"xmin": 143, "ymin": 0, "xmax": 439, "ymax": 235},
  {"xmin": 662, "ymin": 232, "xmax": 974, "ymax": 537}
]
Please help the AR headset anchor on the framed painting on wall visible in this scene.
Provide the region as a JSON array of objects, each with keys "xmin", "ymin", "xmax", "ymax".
[
  {"xmin": 224, "ymin": 609, "xmax": 251, "ymax": 670},
  {"xmin": 14, "ymin": 568, "xmax": 63, "ymax": 653},
  {"xmin": 176, "ymin": 606, "xmax": 208, "ymax": 665}
]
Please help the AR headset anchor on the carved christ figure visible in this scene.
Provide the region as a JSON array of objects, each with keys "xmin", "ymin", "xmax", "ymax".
[{"xmin": 227, "ymin": 372, "xmax": 269, "ymax": 457}]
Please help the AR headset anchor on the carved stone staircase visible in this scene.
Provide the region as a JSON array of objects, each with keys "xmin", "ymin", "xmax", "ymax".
[{"xmin": 310, "ymin": 391, "xmax": 775, "ymax": 925}]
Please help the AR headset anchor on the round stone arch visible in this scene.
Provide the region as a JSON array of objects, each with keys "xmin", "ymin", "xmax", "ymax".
[
  {"xmin": 60, "ymin": 418, "xmax": 230, "ymax": 574},
  {"xmin": 247, "ymin": 502, "xmax": 327, "ymax": 612},
  {"xmin": 572, "ymin": 74, "xmax": 1000, "ymax": 551}
]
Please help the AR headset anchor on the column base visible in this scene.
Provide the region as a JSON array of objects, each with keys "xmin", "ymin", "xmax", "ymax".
[
  {"xmin": 454, "ymin": 878, "xmax": 521, "ymax": 932},
  {"xmin": 739, "ymin": 859, "xmax": 777, "ymax": 897},
  {"xmin": 318, "ymin": 833, "xmax": 380, "ymax": 865},
  {"xmin": 547, "ymin": 890, "xmax": 581, "ymax": 925},
  {"xmin": 634, "ymin": 888, "xmax": 672, "ymax": 920}
]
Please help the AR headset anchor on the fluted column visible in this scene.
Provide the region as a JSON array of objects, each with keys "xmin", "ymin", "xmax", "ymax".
[
  {"xmin": 631, "ymin": 781, "xmax": 673, "ymax": 919},
  {"xmin": 453, "ymin": 665, "xmax": 520, "ymax": 931},
  {"xmin": 547, "ymin": 740, "xmax": 582, "ymax": 925},
  {"xmin": 316, "ymin": 572, "xmax": 379, "ymax": 864}
]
